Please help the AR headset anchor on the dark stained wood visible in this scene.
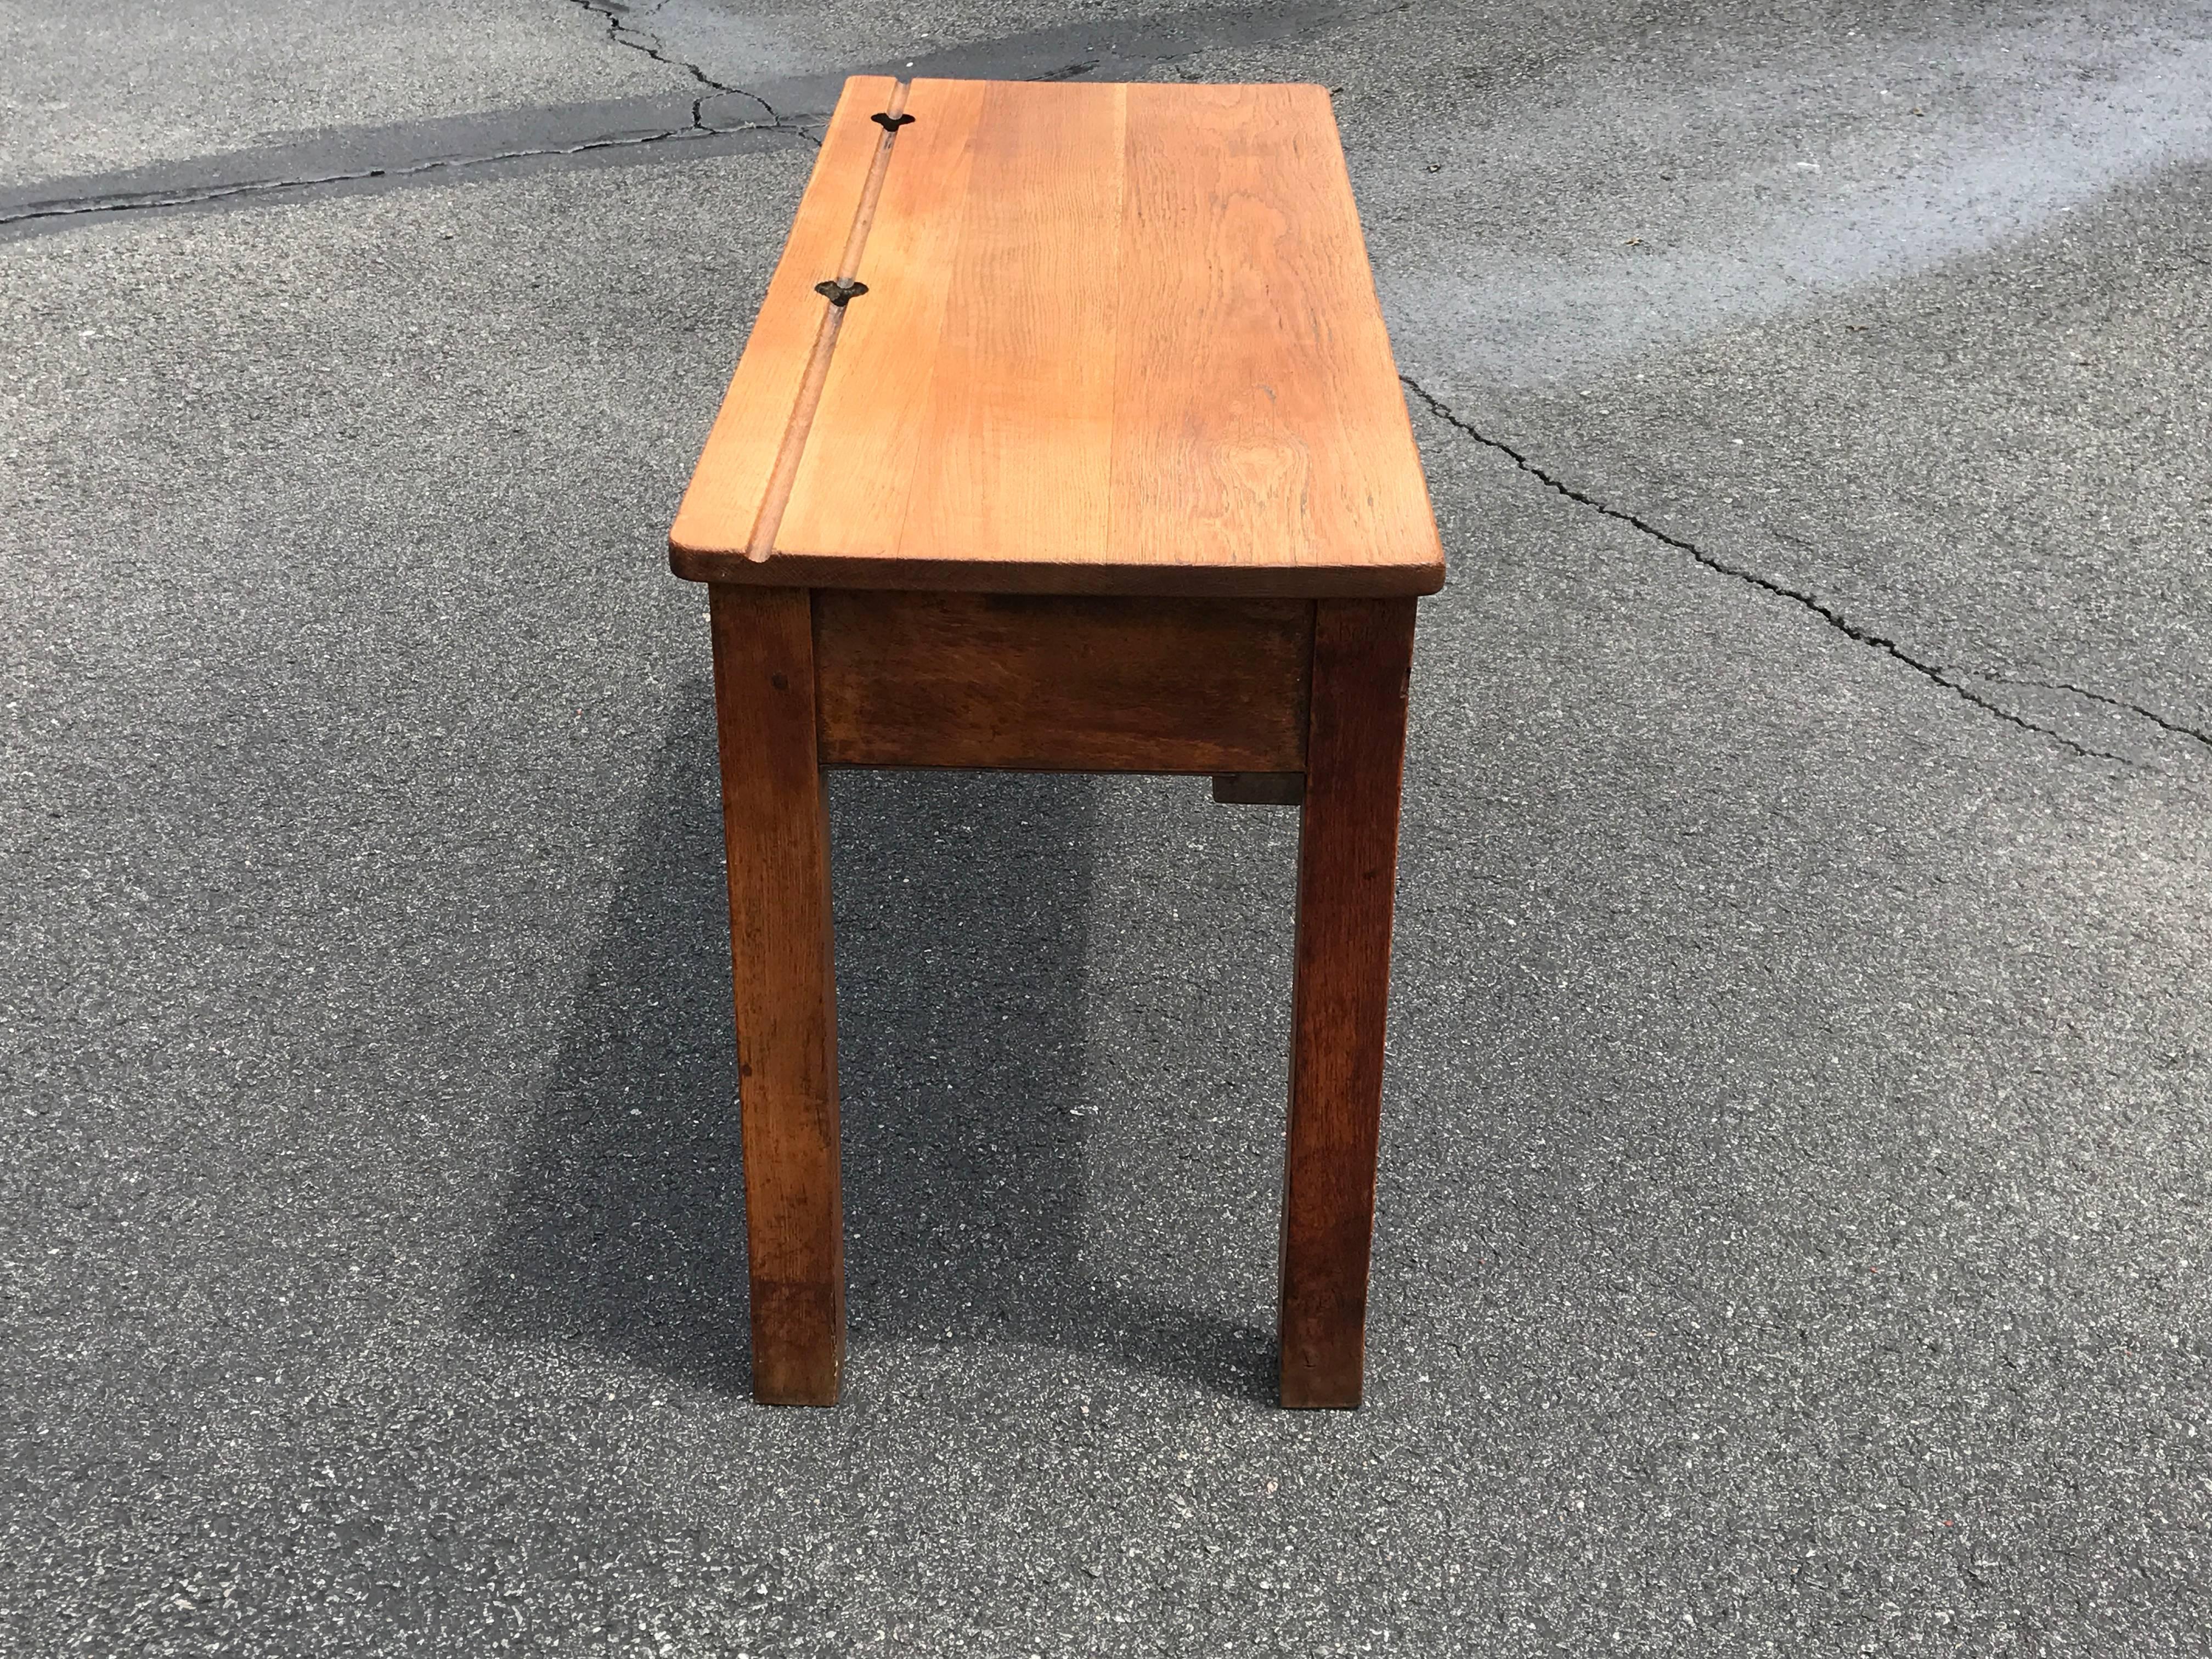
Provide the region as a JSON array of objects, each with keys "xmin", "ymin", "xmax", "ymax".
[
  {"xmin": 1278, "ymin": 596, "xmax": 1417, "ymax": 1408},
  {"xmin": 709, "ymin": 584, "xmax": 846, "ymax": 1405},
  {"xmin": 812, "ymin": 590, "xmax": 1312, "ymax": 773},
  {"xmin": 1212, "ymin": 772, "xmax": 1306, "ymax": 806}
]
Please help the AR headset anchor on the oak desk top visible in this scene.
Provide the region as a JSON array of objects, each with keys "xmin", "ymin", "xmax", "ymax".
[{"xmin": 669, "ymin": 76, "xmax": 1443, "ymax": 599}]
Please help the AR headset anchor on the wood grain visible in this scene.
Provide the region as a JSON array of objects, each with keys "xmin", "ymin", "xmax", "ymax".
[
  {"xmin": 781, "ymin": 80, "xmax": 1125, "ymax": 572},
  {"xmin": 668, "ymin": 76, "xmax": 900, "ymax": 566},
  {"xmin": 1107, "ymin": 85, "xmax": 1434, "ymax": 589},
  {"xmin": 895, "ymin": 81, "xmax": 1125, "ymax": 573},
  {"xmin": 670, "ymin": 77, "xmax": 1444, "ymax": 598},
  {"xmin": 1278, "ymin": 596, "xmax": 1417, "ymax": 1409},
  {"xmin": 709, "ymin": 584, "xmax": 846, "ymax": 1406},
  {"xmin": 812, "ymin": 590, "xmax": 1312, "ymax": 772},
  {"xmin": 746, "ymin": 78, "xmax": 912, "ymax": 561},
  {"xmin": 771, "ymin": 78, "xmax": 988, "ymax": 563}
]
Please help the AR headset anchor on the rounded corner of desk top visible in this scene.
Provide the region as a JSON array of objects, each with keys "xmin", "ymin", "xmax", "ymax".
[{"xmin": 665, "ymin": 530, "xmax": 726, "ymax": 585}]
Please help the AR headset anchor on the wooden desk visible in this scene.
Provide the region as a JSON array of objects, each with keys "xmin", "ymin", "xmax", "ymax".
[{"xmin": 670, "ymin": 76, "xmax": 1444, "ymax": 1408}]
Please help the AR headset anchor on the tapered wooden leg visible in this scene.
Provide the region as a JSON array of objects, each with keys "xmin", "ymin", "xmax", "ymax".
[
  {"xmin": 709, "ymin": 584, "xmax": 844, "ymax": 1405},
  {"xmin": 1279, "ymin": 597, "xmax": 1417, "ymax": 1408}
]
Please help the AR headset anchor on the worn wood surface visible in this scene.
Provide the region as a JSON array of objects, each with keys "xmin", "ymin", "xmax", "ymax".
[
  {"xmin": 1278, "ymin": 596, "xmax": 1417, "ymax": 1408},
  {"xmin": 670, "ymin": 77, "xmax": 1443, "ymax": 598},
  {"xmin": 709, "ymin": 584, "xmax": 847, "ymax": 1406},
  {"xmin": 812, "ymin": 590, "xmax": 1312, "ymax": 772}
]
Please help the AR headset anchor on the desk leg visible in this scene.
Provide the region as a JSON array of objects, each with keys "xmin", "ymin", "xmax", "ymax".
[
  {"xmin": 1279, "ymin": 597, "xmax": 1417, "ymax": 1408},
  {"xmin": 709, "ymin": 584, "xmax": 845, "ymax": 1405}
]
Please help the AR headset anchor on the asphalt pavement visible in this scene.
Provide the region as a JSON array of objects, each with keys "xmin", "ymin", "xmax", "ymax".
[{"xmin": 4, "ymin": 1, "xmax": 2210, "ymax": 1654}]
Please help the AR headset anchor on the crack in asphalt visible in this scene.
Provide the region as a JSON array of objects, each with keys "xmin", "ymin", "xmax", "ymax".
[
  {"xmin": 1973, "ymin": 673, "xmax": 2212, "ymax": 755},
  {"xmin": 4, "ymin": 0, "xmax": 817, "ymax": 230},
  {"xmin": 0, "ymin": 127, "xmax": 793, "ymax": 228},
  {"xmin": 571, "ymin": 0, "xmax": 736, "ymax": 103},
  {"xmin": 1399, "ymin": 374, "xmax": 2136, "ymax": 766},
  {"xmin": 3, "ymin": 0, "xmax": 1414, "ymax": 232},
  {"xmin": 565, "ymin": 0, "xmax": 803, "ymax": 139},
  {"xmin": 2, "ymin": 0, "xmax": 816, "ymax": 234}
]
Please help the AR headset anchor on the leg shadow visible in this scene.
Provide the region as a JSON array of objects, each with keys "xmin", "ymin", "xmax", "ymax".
[
  {"xmin": 467, "ymin": 687, "xmax": 751, "ymax": 1392},
  {"xmin": 471, "ymin": 689, "xmax": 1271, "ymax": 1400},
  {"xmin": 831, "ymin": 765, "xmax": 1272, "ymax": 1401}
]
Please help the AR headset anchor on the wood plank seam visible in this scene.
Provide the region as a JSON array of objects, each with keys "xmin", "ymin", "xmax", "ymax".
[{"xmin": 746, "ymin": 77, "xmax": 913, "ymax": 562}]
